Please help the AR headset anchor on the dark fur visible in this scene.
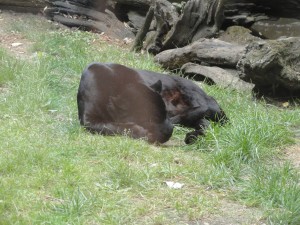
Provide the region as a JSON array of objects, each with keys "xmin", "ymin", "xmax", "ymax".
[
  {"xmin": 136, "ymin": 67, "xmax": 228, "ymax": 144},
  {"xmin": 77, "ymin": 63, "xmax": 228, "ymax": 144},
  {"xmin": 77, "ymin": 63, "xmax": 173, "ymax": 143}
]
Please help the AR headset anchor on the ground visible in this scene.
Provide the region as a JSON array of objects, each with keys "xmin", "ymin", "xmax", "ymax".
[{"xmin": 0, "ymin": 10, "xmax": 299, "ymax": 225}]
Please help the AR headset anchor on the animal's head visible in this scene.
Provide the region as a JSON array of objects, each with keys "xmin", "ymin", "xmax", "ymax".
[{"xmin": 108, "ymin": 80, "xmax": 173, "ymax": 143}]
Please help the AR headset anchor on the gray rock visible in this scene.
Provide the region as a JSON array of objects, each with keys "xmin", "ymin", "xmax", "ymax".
[
  {"xmin": 181, "ymin": 63, "xmax": 254, "ymax": 92},
  {"xmin": 251, "ymin": 18, "xmax": 300, "ymax": 39},
  {"xmin": 237, "ymin": 37, "xmax": 300, "ymax": 92},
  {"xmin": 218, "ymin": 26, "xmax": 261, "ymax": 45}
]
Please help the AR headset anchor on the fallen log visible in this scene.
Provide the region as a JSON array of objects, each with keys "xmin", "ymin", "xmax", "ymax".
[
  {"xmin": 46, "ymin": 1, "xmax": 110, "ymax": 23},
  {"xmin": 44, "ymin": 0, "xmax": 134, "ymax": 39},
  {"xmin": 181, "ymin": 62, "xmax": 254, "ymax": 91},
  {"xmin": 154, "ymin": 38, "xmax": 245, "ymax": 70}
]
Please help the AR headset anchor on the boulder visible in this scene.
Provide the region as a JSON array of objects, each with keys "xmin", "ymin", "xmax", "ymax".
[
  {"xmin": 237, "ymin": 37, "xmax": 300, "ymax": 95},
  {"xmin": 251, "ymin": 18, "xmax": 300, "ymax": 39},
  {"xmin": 181, "ymin": 62, "xmax": 254, "ymax": 91},
  {"xmin": 218, "ymin": 26, "xmax": 261, "ymax": 45}
]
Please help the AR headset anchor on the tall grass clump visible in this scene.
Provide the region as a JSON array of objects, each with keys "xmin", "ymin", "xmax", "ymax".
[
  {"xmin": 239, "ymin": 164, "xmax": 300, "ymax": 224},
  {"xmin": 186, "ymin": 86, "xmax": 295, "ymax": 186},
  {"xmin": 0, "ymin": 48, "xmax": 23, "ymax": 85}
]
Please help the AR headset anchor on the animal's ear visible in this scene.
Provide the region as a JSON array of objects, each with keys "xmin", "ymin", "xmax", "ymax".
[{"xmin": 150, "ymin": 80, "xmax": 162, "ymax": 94}]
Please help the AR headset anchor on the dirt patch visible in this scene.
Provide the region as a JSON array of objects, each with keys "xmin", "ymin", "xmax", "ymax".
[
  {"xmin": 0, "ymin": 11, "xmax": 34, "ymax": 58},
  {"xmin": 197, "ymin": 198, "xmax": 265, "ymax": 225},
  {"xmin": 0, "ymin": 33, "xmax": 32, "ymax": 58},
  {"xmin": 285, "ymin": 145, "xmax": 300, "ymax": 168},
  {"xmin": 284, "ymin": 126, "xmax": 300, "ymax": 169}
]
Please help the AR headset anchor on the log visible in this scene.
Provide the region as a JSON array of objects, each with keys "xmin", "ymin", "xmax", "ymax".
[
  {"xmin": 47, "ymin": 1, "xmax": 109, "ymax": 22},
  {"xmin": 162, "ymin": 0, "xmax": 226, "ymax": 50},
  {"xmin": 181, "ymin": 63, "xmax": 254, "ymax": 91},
  {"xmin": 130, "ymin": 0, "xmax": 226, "ymax": 54},
  {"xmin": 112, "ymin": 0, "xmax": 185, "ymax": 8},
  {"xmin": 154, "ymin": 38, "xmax": 245, "ymax": 70},
  {"xmin": 45, "ymin": 0, "xmax": 134, "ymax": 39},
  {"xmin": 113, "ymin": 0, "xmax": 151, "ymax": 7}
]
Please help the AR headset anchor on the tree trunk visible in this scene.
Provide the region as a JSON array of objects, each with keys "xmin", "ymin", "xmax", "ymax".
[
  {"xmin": 162, "ymin": 0, "xmax": 226, "ymax": 50},
  {"xmin": 129, "ymin": 0, "xmax": 226, "ymax": 54}
]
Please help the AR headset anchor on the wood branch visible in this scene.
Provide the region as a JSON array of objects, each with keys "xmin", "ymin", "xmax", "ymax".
[
  {"xmin": 130, "ymin": 6, "xmax": 154, "ymax": 52},
  {"xmin": 52, "ymin": 14, "xmax": 107, "ymax": 31},
  {"xmin": 113, "ymin": 0, "xmax": 151, "ymax": 7}
]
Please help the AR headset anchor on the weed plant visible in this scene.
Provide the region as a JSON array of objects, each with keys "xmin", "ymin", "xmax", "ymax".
[{"xmin": 0, "ymin": 14, "xmax": 300, "ymax": 224}]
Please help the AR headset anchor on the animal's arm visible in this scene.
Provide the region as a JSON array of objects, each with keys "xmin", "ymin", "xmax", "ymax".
[{"xmin": 169, "ymin": 106, "xmax": 208, "ymax": 128}]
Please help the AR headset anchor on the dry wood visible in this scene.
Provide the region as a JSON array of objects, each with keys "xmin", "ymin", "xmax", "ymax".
[
  {"xmin": 45, "ymin": 0, "xmax": 134, "ymax": 39},
  {"xmin": 162, "ymin": 0, "xmax": 226, "ymax": 50},
  {"xmin": 154, "ymin": 38, "xmax": 245, "ymax": 70},
  {"xmin": 130, "ymin": 6, "xmax": 154, "ymax": 52}
]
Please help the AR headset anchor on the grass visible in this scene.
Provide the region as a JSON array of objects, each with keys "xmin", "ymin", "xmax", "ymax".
[{"xmin": 0, "ymin": 13, "xmax": 300, "ymax": 224}]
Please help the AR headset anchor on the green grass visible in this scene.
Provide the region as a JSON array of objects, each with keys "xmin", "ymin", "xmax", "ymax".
[{"xmin": 0, "ymin": 14, "xmax": 300, "ymax": 224}]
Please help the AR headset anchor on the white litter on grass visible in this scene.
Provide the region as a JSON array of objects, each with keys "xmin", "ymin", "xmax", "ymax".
[
  {"xmin": 11, "ymin": 42, "xmax": 23, "ymax": 47},
  {"xmin": 165, "ymin": 181, "xmax": 184, "ymax": 189}
]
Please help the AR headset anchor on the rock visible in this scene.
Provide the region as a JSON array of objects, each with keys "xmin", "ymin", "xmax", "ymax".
[
  {"xmin": 251, "ymin": 18, "xmax": 300, "ymax": 39},
  {"xmin": 181, "ymin": 62, "xmax": 254, "ymax": 91},
  {"xmin": 237, "ymin": 37, "xmax": 300, "ymax": 95},
  {"xmin": 225, "ymin": 0, "xmax": 300, "ymax": 20},
  {"xmin": 154, "ymin": 38, "xmax": 245, "ymax": 70},
  {"xmin": 218, "ymin": 26, "xmax": 261, "ymax": 45}
]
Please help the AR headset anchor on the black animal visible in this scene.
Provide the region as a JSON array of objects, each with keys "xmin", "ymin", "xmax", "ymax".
[
  {"xmin": 77, "ymin": 63, "xmax": 228, "ymax": 144},
  {"xmin": 77, "ymin": 63, "xmax": 173, "ymax": 143}
]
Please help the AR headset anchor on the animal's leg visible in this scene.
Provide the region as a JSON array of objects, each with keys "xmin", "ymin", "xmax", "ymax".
[
  {"xmin": 169, "ymin": 107, "xmax": 208, "ymax": 144},
  {"xmin": 170, "ymin": 106, "xmax": 208, "ymax": 128},
  {"xmin": 184, "ymin": 118, "xmax": 209, "ymax": 144},
  {"xmin": 84, "ymin": 121, "xmax": 149, "ymax": 140}
]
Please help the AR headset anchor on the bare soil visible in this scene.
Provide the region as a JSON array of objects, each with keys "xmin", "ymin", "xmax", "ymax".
[{"xmin": 0, "ymin": 11, "xmax": 33, "ymax": 58}]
